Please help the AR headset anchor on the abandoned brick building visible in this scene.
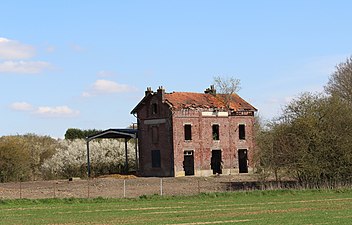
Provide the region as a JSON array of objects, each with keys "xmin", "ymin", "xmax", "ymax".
[{"xmin": 131, "ymin": 86, "xmax": 257, "ymax": 177}]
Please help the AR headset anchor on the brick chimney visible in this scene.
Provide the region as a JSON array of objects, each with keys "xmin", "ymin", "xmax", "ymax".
[
  {"xmin": 157, "ymin": 86, "xmax": 165, "ymax": 101},
  {"xmin": 204, "ymin": 85, "xmax": 216, "ymax": 95},
  {"xmin": 145, "ymin": 87, "xmax": 153, "ymax": 96}
]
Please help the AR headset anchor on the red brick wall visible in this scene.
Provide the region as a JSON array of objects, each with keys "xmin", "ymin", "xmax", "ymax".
[
  {"xmin": 136, "ymin": 91, "xmax": 174, "ymax": 176},
  {"xmin": 135, "ymin": 90, "xmax": 256, "ymax": 177},
  {"xmin": 172, "ymin": 109, "xmax": 255, "ymax": 176}
]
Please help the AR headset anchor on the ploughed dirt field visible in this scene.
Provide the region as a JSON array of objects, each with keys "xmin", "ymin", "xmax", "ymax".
[
  {"xmin": 0, "ymin": 174, "xmax": 286, "ymax": 199},
  {"xmin": 0, "ymin": 174, "xmax": 297, "ymax": 199}
]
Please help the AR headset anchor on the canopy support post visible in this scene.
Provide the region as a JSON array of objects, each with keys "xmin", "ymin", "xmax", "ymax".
[
  {"xmin": 124, "ymin": 138, "xmax": 129, "ymax": 173},
  {"xmin": 135, "ymin": 136, "xmax": 138, "ymax": 171},
  {"xmin": 86, "ymin": 140, "xmax": 91, "ymax": 178}
]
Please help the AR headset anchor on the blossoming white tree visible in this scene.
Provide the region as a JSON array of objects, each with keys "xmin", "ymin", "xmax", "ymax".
[{"xmin": 41, "ymin": 139, "xmax": 136, "ymax": 178}]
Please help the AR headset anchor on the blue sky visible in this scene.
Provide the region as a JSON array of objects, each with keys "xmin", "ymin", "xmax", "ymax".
[{"xmin": 1, "ymin": 0, "xmax": 351, "ymax": 138}]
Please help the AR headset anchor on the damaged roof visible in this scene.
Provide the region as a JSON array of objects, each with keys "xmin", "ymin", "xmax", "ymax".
[{"xmin": 164, "ymin": 92, "xmax": 257, "ymax": 111}]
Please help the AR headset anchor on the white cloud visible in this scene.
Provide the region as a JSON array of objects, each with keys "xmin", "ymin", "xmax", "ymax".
[
  {"xmin": 35, "ymin": 106, "xmax": 80, "ymax": 117},
  {"xmin": 0, "ymin": 37, "xmax": 35, "ymax": 60},
  {"xmin": 0, "ymin": 37, "xmax": 52, "ymax": 74},
  {"xmin": 10, "ymin": 101, "xmax": 79, "ymax": 118},
  {"xmin": 97, "ymin": 70, "xmax": 116, "ymax": 77},
  {"xmin": 10, "ymin": 102, "xmax": 33, "ymax": 111},
  {"xmin": 70, "ymin": 43, "xmax": 85, "ymax": 52},
  {"xmin": 93, "ymin": 79, "xmax": 132, "ymax": 93},
  {"xmin": 0, "ymin": 60, "xmax": 51, "ymax": 74},
  {"xmin": 81, "ymin": 92, "xmax": 92, "ymax": 97},
  {"xmin": 83, "ymin": 79, "xmax": 137, "ymax": 97}
]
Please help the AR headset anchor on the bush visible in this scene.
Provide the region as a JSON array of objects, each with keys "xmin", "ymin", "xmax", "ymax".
[{"xmin": 0, "ymin": 135, "xmax": 58, "ymax": 182}]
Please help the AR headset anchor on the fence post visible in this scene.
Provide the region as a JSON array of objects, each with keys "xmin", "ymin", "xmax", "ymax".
[
  {"xmin": 229, "ymin": 177, "xmax": 232, "ymax": 192},
  {"xmin": 87, "ymin": 178, "xmax": 90, "ymax": 198},
  {"xmin": 123, "ymin": 179, "xmax": 126, "ymax": 198},
  {"xmin": 160, "ymin": 178, "xmax": 163, "ymax": 196},
  {"xmin": 53, "ymin": 181, "xmax": 56, "ymax": 198},
  {"xmin": 19, "ymin": 180, "xmax": 22, "ymax": 199}
]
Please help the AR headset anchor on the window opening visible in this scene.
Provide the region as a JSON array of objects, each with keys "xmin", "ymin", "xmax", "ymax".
[
  {"xmin": 212, "ymin": 124, "xmax": 219, "ymax": 140},
  {"xmin": 239, "ymin": 124, "xmax": 246, "ymax": 140},
  {"xmin": 184, "ymin": 124, "xmax": 192, "ymax": 140}
]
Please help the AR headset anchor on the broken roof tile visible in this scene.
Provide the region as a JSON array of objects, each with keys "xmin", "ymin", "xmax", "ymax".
[{"xmin": 164, "ymin": 92, "xmax": 256, "ymax": 111}]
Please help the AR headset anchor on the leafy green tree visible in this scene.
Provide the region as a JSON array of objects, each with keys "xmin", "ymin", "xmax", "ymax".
[
  {"xmin": 0, "ymin": 134, "xmax": 59, "ymax": 182},
  {"xmin": 0, "ymin": 136, "xmax": 30, "ymax": 182},
  {"xmin": 64, "ymin": 128, "xmax": 101, "ymax": 140},
  {"xmin": 325, "ymin": 56, "xmax": 352, "ymax": 104},
  {"xmin": 64, "ymin": 128, "xmax": 84, "ymax": 140},
  {"xmin": 256, "ymin": 92, "xmax": 352, "ymax": 187},
  {"xmin": 22, "ymin": 134, "xmax": 58, "ymax": 180}
]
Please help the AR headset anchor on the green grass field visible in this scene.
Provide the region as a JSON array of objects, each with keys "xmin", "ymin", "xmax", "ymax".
[{"xmin": 1, "ymin": 189, "xmax": 352, "ymax": 225}]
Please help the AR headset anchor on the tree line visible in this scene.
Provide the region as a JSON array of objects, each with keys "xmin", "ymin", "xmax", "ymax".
[
  {"xmin": 255, "ymin": 56, "xmax": 352, "ymax": 187},
  {"xmin": 64, "ymin": 128, "xmax": 102, "ymax": 140},
  {"xmin": 0, "ymin": 129, "xmax": 135, "ymax": 182}
]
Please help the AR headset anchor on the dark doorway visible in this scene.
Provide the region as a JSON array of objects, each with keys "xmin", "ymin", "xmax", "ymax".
[
  {"xmin": 238, "ymin": 149, "xmax": 248, "ymax": 173},
  {"xmin": 183, "ymin": 150, "xmax": 194, "ymax": 176},
  {"xmin": 211, "ymin": 150, "xmax": 222, "ymax": 174}
]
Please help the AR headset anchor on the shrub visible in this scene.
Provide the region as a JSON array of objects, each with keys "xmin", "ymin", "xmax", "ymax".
[{"xmin": 0, "ymin": 135, "xmax": 58, "ymax": 182}]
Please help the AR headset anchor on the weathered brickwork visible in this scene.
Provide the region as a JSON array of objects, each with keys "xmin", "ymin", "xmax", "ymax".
[
  {"xmin": 172, "ymin": 111, "xmax": 255, "ymax": 176},
  {"xmin": 131, "ymin": 86, "xmax": 257, "ymax": 177}
]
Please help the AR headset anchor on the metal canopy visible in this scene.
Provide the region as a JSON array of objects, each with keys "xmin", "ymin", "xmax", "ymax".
[
  {"xmin": 86, "ymin": 128, "xmax": 138, "ymax": 178},
  {"xmin": 86, "ymin": 128, "xmax": 137, "ymax": 141}
]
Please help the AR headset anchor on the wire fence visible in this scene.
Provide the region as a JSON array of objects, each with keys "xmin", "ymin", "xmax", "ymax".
[{"xmin": 0, "ymin": 175, "xmax": 300, "ymax": 200}]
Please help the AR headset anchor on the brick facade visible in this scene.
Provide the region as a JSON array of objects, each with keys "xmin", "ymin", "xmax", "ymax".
[{"xmin": 131, "ymin": 86, "xmax": 257, "ymax": 177}]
